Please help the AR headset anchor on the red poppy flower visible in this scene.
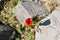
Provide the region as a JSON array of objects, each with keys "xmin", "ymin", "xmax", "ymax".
[{"xmin": 24, "ymin": 18, "xmax": 33, "ymax": 27}]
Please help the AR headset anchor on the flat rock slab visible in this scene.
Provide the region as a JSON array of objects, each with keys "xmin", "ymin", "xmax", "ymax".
[
  {"xmin": 35, "ymin": 9, "xmax": 60, "ymax": 40},
  {"xmin": 13, "ymin": 1, "xmax": 47, "ymax": 24}
]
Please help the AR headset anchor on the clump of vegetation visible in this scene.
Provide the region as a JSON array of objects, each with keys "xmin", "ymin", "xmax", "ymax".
[
  {"xmin": 0, "ymin": 0, "xmax": 22, "ymax": 40},
  {"xmin": 40, "ymin": 0, "xmax": 57, "ymax": 13},
  {"xmin": 0, "ymin": 0, "xmax": 41, "ymax": 40}
]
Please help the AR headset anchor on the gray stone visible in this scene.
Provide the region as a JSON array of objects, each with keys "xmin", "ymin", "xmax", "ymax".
[
  {"xmin": 22, "ymin": 0, "xmax": 40, "ymax": 3},
  {"xmin": 13, "ymin": 1, "xmax": 47, "ymax": 24},
  {"xmin": 35, "ymin": 9, "xmax": 60, "ymax": 40}
]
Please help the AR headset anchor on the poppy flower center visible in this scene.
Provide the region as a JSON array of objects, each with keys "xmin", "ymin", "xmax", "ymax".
[
  {"xmin": 24, "ymin": 18, "xmax": 33, "ymax": 26},
  {"xmin": 26, "ymin": 19, "xmax": 30, "ymax": 24}
]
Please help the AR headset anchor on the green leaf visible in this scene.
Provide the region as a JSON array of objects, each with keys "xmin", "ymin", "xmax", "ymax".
[
  {"xmin": 25, "ymin": 27, "xmax": 31, "ymax": 31},
  {"xmin": 15, "ymin": 37, "xmax": 21, "ymax": 40},
  {"xmin": 17, "ymin": 28, "xmax": 22, "ymax": 34}
]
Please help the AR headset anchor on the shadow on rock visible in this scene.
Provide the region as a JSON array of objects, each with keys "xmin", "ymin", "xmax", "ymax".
[
  {"xmin": 40, "ymin": 19, "xmax": 51, "ymax": 26},
  {"xmin": 0, "ymin": 21, "xmax": 16, "ymax": 40}
]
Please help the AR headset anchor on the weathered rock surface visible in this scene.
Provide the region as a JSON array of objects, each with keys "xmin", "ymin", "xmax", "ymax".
[
  {"xmin": 13, "ymin": 1, "xmax": 47, "ymax": 24},
  {"xmin": 0, "ymin": 22, "xmax": 16, "ymax": 40},
  {"xmin": 35, "ymin": 9, "xmax": 60, "ymax": 40}
]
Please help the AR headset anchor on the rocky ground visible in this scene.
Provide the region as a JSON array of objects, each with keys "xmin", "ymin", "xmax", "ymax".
[{"xmin": 0, "ymin": 0, "xmax": 60, "ymax": 40}]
